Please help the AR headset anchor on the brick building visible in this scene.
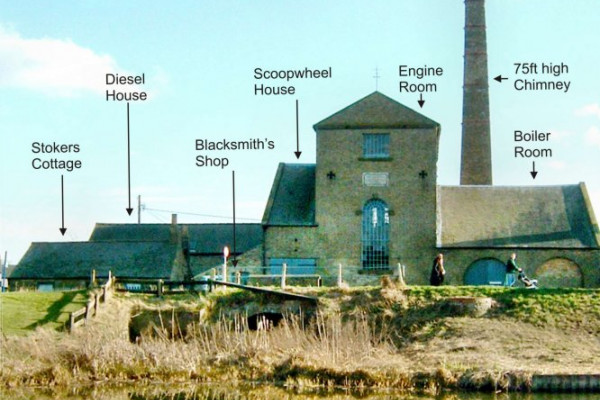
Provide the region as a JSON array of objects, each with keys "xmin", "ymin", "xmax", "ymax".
[
  {"xmin": 11, "ymin": 0, "xmax": 600, "ymax": 289},
  {"xmin": 262, "ymin": 91, "xmax": 600, "ymax": 287}
]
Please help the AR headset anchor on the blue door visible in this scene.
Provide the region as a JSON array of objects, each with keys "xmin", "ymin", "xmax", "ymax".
[{"xmin": 464, "ymin": 258, "xmax": 505, "ymax": 285}]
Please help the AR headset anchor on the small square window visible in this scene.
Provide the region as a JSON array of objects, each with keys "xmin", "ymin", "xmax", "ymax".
[{"xmin": 363, "ymin": 134, "xmax": 390, "ymax": 158}]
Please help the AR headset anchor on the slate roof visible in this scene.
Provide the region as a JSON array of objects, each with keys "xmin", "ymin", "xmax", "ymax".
[
  {"xmin": 262, "ymin": 163, "xmax": 316, "ymax": 226},
  {"xmin": 186, "ymin": 224, "xmax": 263, "ymax": 254},
  {"xmin": 90, "ymin": 223, "xmax": 174, "ymax": 242},
  {"xmin": 438, "ymin": 183, "xmax": 600, "ymax": 248},
  {"xmin": 90, "ymin": 223, "xmax": 263, "ymax": 255},
  {"xmin": 11, "ymin": 241, "xmax": 183, "ymax": 279},
  {"xmin": 314, "ymin": 91, "xmax": 439, "ymax": 130}
]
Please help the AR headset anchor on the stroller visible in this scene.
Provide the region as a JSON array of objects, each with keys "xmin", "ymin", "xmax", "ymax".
[{"xmin": 517, "ymin": 271, "xmax": 538, "ymax": 289}]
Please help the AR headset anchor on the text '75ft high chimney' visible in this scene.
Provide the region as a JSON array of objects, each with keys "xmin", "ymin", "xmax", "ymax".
[{"xmin": 460, "ymin": 0, "xmax": 493, "ymax": 185}]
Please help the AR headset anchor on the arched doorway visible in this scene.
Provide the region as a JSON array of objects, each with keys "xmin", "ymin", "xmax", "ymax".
[
  {"xmin": 464, "ymin": 258, "xmax": 505, "ymax": 285},
  {"xmin": 536, "ymin": 258, "xmax": 583, "ymax": 287},
  {"xmin": 361, "ymin": 199, "xmax": 390, "ymax": 270}
]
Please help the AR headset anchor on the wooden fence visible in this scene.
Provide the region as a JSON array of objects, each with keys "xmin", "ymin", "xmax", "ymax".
[{"xmin": 68, "ymin": 275, "xmax": 115, "ymax": 332}]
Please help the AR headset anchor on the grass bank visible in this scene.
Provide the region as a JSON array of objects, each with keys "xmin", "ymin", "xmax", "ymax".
[
  {"xmin": 1, "ymin": 283, "xmax": 599, "ymax": 392},
  {"xmin": 0, "ymin": 290, "xmax": 88, "ymax": 335}
]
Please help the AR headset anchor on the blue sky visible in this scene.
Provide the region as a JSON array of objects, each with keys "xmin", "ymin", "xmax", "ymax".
[{"xmin": 1, "ymin": 0, "xmax": 599, "ymax": 264}]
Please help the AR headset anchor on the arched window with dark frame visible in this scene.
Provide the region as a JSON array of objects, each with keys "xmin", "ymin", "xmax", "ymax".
[{"xmin": 361, "ymin": 199, "xmax": 390, "ymax": 270}]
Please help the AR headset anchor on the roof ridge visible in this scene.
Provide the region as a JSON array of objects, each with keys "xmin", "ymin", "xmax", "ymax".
[{"xmin": 314, "ymin": 91, "xmax": 439, "ymax": 130}]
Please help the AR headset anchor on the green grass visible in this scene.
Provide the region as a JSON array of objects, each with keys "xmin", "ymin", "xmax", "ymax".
[{"xmin": 0, "ymin": 290, "xmax": 89, "ymax": 336}]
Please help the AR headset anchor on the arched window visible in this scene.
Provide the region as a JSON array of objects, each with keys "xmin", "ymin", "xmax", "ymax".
[
  {"xmin": 536, "ymin": 258, "xmax": 583, "ymax": 287},
  {"xmin": 361, "ymin": 199, "xmax": 389, "ymax": 270}
]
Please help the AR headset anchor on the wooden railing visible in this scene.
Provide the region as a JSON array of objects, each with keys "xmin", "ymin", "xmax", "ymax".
[{"xmin": 68, "ymin": 275, "xmax": 115, "ymax": 332}]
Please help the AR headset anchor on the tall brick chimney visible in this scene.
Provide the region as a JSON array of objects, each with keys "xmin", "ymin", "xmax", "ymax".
[{"xmin": 460, "ymin": 0, "xmax": 493, "ymax": 185}]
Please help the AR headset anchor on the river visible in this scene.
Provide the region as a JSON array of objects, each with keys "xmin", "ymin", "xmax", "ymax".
[{"xmin": 2, "ymin": 384, "xmax": 599, "ymax": 400}]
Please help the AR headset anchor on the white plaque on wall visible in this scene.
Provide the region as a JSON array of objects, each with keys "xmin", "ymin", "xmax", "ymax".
[{"xmin": 362, "ymin": 172, "xmax": 389, "ymax": 187}]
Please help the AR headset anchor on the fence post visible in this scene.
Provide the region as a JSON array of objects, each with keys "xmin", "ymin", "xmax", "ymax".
[
  {"xmin": 157, "ymin": 279, "xmax": 163, "ymax": 297},
  {"xmin": 94, "ymin": 293, "xmax": 100, "ymax": 315},
  {"xmin": 337, "ymin": 263, "xmax": 343, "ymax": 287},
  {"xmin": 209, "ymin": 268, "xmax": 216, "ymax": 292},
  {"xmin": 84, "ymin": 302, "xmax": 91, "ymax": 324},
  {"xmin": 90, "ymin": 269, "xmax": 96, "ymax": 287},
  {"xmin": 69, "ymin": 312, "xmax": 75, "ymax": 332},
  {"xmin": 397, "ymin": 263, "xmax": 406, "ymax": 286},
  {"xmin": 281, "ymin": 263, "xmax": 287, "ymax": 289}
]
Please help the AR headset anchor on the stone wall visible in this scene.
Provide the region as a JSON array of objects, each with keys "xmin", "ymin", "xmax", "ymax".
[
  {"xmin": 439, "ymin": 248, "xmax": 600, "ymax": 288},
  {"xmin": 263, "ymin": 226, "xmax": 318, "ymax": 263}
]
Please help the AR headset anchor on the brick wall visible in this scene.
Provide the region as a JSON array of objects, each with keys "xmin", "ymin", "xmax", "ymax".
[{"xmin": 314, "ymin": 126, "xmax": 440, "ymax": 280}]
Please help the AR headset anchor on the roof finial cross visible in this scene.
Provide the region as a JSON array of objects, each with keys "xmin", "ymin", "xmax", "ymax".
[{"xmin": 373, "ymin": 67, "xmax": 381, "ymax": 91}]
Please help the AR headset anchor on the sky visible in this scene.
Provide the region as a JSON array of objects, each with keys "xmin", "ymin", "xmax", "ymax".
[{"xmin": 1, "ymin": 0, "xmax": 599, "ymax": 265}]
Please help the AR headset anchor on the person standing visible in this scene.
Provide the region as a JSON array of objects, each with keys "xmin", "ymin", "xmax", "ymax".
[
  {"xmin": 505, "ymin": 253, "xmax": 522, "ymax": 287},
  {"xmin": 430, "ymin": 253, "xmax": 445, "ymax": 286}
]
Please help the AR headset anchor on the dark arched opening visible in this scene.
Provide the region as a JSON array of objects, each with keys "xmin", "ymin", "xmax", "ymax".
[{"xmin": 247, "ymin": 312, "xmax": 284, "ymax": 330}]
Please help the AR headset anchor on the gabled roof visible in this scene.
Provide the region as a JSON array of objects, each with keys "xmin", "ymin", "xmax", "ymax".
[
  {"xmin": 438, "ymin": 183, "xmax": 600, "ymax": 248},
  {"xmin": 314, "ymin": 91, "xmax": 439, "ymax": 130},
  {"xmin": 11, "ymin": 241, "xmax": 184, "ymax": 280},
  {"xmin": 262, "ymin": 163, "xmax": 316, "ymax": 226},
  {"xmin": 90, "ymin": 223, "xmax": 263, "ymax": 255},
  {"xmin": 90, "ymin": 223, "xmax": 174, "ymax": 242}
]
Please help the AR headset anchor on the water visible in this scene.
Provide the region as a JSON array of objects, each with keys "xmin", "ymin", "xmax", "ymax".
[{"xmin": 2, "ymin": 384, "xmax": 599, "ymax": 400}]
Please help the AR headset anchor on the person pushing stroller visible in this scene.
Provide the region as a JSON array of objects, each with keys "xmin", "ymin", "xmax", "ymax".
[{"xmin": 505, "ymin": 253, "xmax": 538, "ymax": 288}]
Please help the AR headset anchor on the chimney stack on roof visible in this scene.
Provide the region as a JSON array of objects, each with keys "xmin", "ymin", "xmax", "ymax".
[{"xmin": 460, "ymin": 0, "xmax": 493, "ymax": 185}]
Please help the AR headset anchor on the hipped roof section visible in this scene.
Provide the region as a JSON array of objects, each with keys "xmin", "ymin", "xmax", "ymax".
[
  {"xmin": 262, "ymin": 163, "xmax": 316, "ymax": 226},
  {"xmin": 438, "ymin": 183, "xmax": 600, "ymax": 248},
  {"xmin": 11, "ymin": 241, "xmax": 181, "ymax": 279}
]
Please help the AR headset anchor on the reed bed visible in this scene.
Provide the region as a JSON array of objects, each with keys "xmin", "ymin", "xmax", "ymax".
[{"xmin": 3, "ymin": 286, "xmax": 599, "ymax": 392}]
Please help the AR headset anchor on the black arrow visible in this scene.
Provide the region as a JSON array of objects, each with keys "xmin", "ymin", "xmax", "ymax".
[
  {"xmin": 126, "ymin": 102, "xmax": 133, "ymax": 215},
  {"xmin": 417, "ymin": 93, "xmax": 425, "ymax": 108},
  {"xmin": 294, "ymin": 99, "xmax": 302, "ymax": 159},
  {"xmin": 59, "ymin": 175, "xmax": 67, "ymax": 236},
  {"xmin": 530, "ymin": 161, "xmax": 538, "ymax": 179},
  {"xmin": 494, "ymin": 75, "xmax": 508, "ymax": 83},
  {"xmin": 232, "ymin": 170, "xmax": 238, "ymax": 267}
]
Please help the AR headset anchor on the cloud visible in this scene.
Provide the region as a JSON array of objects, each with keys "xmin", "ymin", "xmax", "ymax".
[
  {"xmin": 0, "ymin": 25, "xmax": 121, "ymax": 97},
  {"xmin": 547, "ymin": 160, "xmax": 566, "ymax": 170},
  {"xmin": 584, "ymin": 126, "xmax": 600, "ymax": 149},
  {"xmin": 550, "ymin": 130, "xmax": 574, "ymax": 142},
  {"xmin": 588, "ymin": 188, "xmax": 600, "ymax": 220},
  {"xmin": 575, "ymin": 103, "xmax": 600, "ymax": 119}
]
